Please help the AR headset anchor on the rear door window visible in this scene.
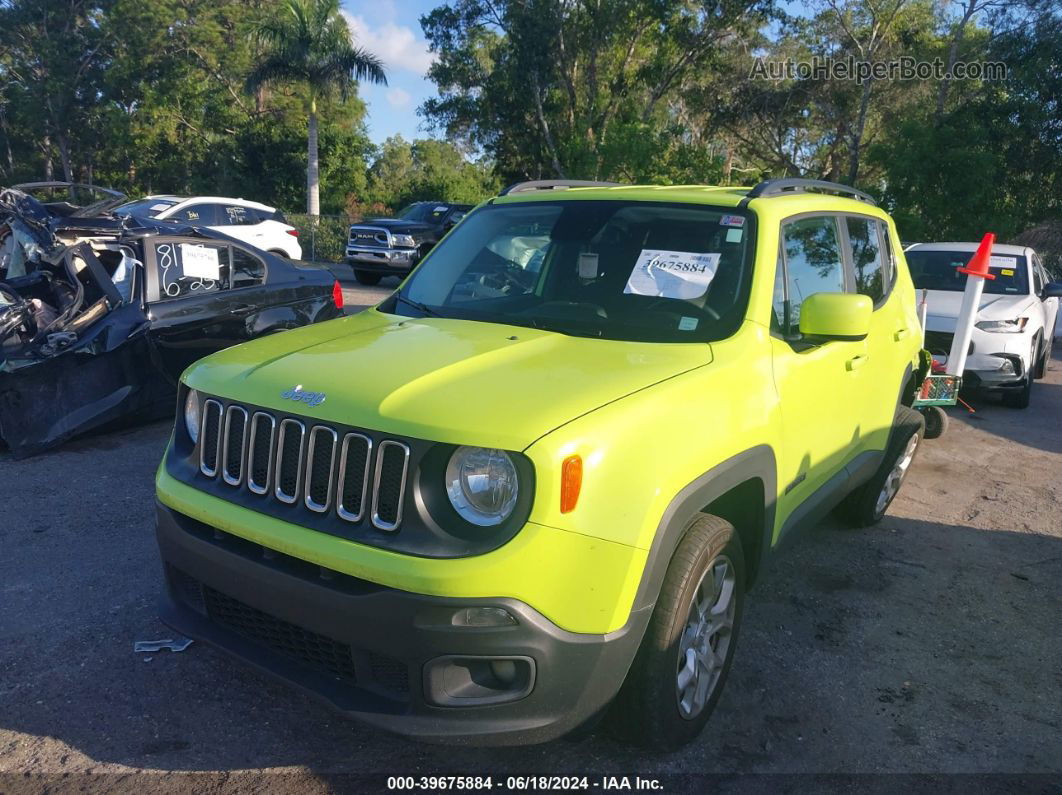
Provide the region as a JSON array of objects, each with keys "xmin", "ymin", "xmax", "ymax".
[
  {"xmin": 153, "ymin": 240, "xmax": 231, "ymax": 300},
  {"xmin": 845, "ymin": 216, "xmax": 887, "ymax": 304},
  {"xmin": 220, "ymin": 205, "xmax": 261, "ymax": 226}
]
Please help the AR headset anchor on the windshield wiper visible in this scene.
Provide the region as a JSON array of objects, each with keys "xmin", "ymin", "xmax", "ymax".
[{"xmin": 394, "ymin": 293, "xmax": 442, "ymax": 317}]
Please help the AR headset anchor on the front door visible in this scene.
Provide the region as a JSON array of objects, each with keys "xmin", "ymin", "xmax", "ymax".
[{"xmin": 770, "ymin": 214, "xmax": 868, "ymax": 536}]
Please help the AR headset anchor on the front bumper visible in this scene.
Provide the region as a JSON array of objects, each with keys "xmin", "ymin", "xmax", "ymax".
[
  {"xmin": 345, "ymin": 245, "xmax": 417, "ymax": 271},
  {"xmin": 155, "ymin": 503, "xmax": 649, "ymax": 745}
]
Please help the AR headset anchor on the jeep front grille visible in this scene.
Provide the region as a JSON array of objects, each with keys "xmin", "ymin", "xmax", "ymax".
[{"xmin": 197, "ymin": 401, "xmax": 410, "ymax": 532}]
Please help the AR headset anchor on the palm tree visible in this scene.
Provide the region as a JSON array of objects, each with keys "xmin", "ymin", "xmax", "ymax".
[{"xmin": 248, "ymin": 0, "xmax": 386, "ymax": 216}]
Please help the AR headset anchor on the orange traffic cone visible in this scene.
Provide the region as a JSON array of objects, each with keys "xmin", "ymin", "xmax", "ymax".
[{"xmin": 957, "ymin": 232, "xmax": 997, "ymax": 280}]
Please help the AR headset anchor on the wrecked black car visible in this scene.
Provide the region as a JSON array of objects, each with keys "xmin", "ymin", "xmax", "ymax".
[{"xmin": 0, "ymin": 186, "xmax": 344, "ymax": 457}]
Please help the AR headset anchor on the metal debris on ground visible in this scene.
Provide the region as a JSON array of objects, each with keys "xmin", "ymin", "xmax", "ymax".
[{"xmin": 134, "ymin": 637, "xmax": 194, "ymax": 653}]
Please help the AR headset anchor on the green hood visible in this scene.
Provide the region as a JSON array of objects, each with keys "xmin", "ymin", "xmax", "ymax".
[{"xmin": 184, "ymin": 309, "xmax": 713, "ymax": 451}]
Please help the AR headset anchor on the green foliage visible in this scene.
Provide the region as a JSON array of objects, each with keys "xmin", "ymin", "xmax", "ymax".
[
  {"xmin": 285, "ymin": 213, "xmax": 352, "ymax": 262},
  {"xmin": 362, "ymin": 136, "xmax": 500, "ymax": 208}
]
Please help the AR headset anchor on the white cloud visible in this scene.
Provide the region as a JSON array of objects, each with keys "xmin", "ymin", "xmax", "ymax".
[
  {"xmin": 385, "ymin": 87, "xmax": 412, "ymax": 108},
  {"xmin": 344, "ymin": 12, "xmax": 436, "ymax": 76}
]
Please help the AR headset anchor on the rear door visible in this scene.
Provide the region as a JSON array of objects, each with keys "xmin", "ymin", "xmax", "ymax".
[
  {"xmin": 841, "ymin": 214, "xmax": 912, "ymax": 453},
  {"xmin": 770, "ymin": 214, "xmax": 869, "ymax": 535},
  {"xmin": 144, "ymin": 237, "xmax": 242, "ymax": 377}
]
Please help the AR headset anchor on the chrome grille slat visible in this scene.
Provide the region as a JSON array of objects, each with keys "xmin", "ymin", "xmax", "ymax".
[
  {"xmin": 222, "ymin": 406, "xmax": 249, "ymax": 486},
  {"xmin": 371, "ymin": 441, "xmax": 410, "ymax": 532},
  {"xmin": 337, "ymin": 433, "xmax": 372, "ymax": 523},
  {"xmin": 274, "ymin": 419, "xmax": 306, "ymax": 504},
  {"xmin": 199, "ymin": 399, "xmax": 223, "ymax": 477},
  {"xmin": 304, "ymin": 426, "xmax": 338, "ymax": 513},
  {"xmin": 247, "ymin": 412, "xmax": 276, "ymax": 495},
  {"xmin": 195, "ymin": 399, "xmax": 411, "ymax": 531}
]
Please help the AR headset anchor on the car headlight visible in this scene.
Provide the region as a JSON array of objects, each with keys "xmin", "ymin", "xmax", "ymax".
[
  {"xmin": 184, "ymin": 389, "xmax": 200, "ymax": 443},
  {"xmin": 975, "ymin": 317, "xmax": 1028, "ymax": 333},
  {"xmin": 445, "ymin": 446, "xmax": 519, "ymax": 526},
  {"xmin": 392, "ymin": 233, "xmax": 416, "ymax": 248}
]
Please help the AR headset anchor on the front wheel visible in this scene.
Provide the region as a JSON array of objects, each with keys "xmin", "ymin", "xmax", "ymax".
[
  {"xmin": 612, "ymin": 514, "xmax": 744, "ymax": 750},
  {"xmin": 836, "ymin": 406, "xmax": 924, "ymax": 527},
  {"xmin": 353, "ymin": 270, "xmax": 382, "ymax": 286}
]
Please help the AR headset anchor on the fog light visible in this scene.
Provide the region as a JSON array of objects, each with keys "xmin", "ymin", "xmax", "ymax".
[
  {"xmin": 424, "ymin": 655, "xmax": 536, "ymax": 706},
  {"xmin": 1000, "ymin": 359, "xmax": 1015, "ymax": 374},
  {"xmin": 451, "ymin": 607, "xmax": 517, "ymax": 627}
]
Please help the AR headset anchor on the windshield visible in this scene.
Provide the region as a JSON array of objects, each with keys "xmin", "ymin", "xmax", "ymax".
[
  {"xmin": 393, "ymin": 200, "xmax": 754, "ymax": 342},
  {"xmin": 398, "ymin": 203, "xmax": 449, "ymax": 223},
  {"xmin": 114, "ymin": 198, "xmax": 178, "ymax": 218},
  {"xmin": 907, "ymin": 250, "xmax": 1029, "ymax": 295}
]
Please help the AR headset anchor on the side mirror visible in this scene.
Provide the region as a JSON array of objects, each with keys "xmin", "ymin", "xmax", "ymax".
[
  {"xmin": 1042, "ymin": 281, "xmax": 1062, "ymax": 298},
  {"xmin": 798, "ymin": 292, "xmax": 873, "ymax": 342}
]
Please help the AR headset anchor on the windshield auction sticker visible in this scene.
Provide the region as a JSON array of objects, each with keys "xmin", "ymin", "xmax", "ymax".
[{"xmin": 624, "ymin": 249, "xmax": 720, "ymax": 299}]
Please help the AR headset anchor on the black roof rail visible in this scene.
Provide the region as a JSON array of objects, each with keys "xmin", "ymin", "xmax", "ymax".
[
  {"xmin": 740, "ymin": 178, "xmax": 876, "ymax": 206},
  {"xmin": 500, "ymin": 179, "xmax": 621, "ymax": 196}
]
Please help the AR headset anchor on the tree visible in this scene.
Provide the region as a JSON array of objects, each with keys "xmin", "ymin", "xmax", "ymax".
[
  {"xmin": 361, "ymin": 135, "xmax": 499, "ymax": 209},
  {"xmin": 247, "ymin": 0, "xmax": 386, "ymax": 215},
  {"xmin": 421, "ymin": 0, "xmax": 774, "ymax": 182}
]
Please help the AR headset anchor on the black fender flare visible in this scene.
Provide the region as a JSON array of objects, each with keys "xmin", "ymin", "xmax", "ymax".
[{"xmin": 630, "ymin": 445, "xmax": 777, "ymax": 614}]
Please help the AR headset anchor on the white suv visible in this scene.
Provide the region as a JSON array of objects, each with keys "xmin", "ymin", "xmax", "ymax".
[
  {"xmin": 905, "ymin": 242, "xmax": 1061, "ymax": 408},
  {"xmin": 115, "ymin": 196, "xmax": 302, "ymax": 260}
]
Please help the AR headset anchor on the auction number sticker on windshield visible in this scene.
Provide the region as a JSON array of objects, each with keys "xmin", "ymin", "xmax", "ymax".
[
  {"xmin": 180, "ymin": 244, "xmax": 221, "ymax": 280},
  {"xmin": 989, "ymin": 255, "xmax": 1017, "ymax": 268},
  {"xmin": 624, "ymin": 250, "xmax": 720, "ymax": 299}
]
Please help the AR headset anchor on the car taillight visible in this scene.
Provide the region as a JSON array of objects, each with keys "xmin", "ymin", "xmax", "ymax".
[
  {"xmin": 286, "ymin": 228, "xmax": 299, "ymax": 237},
  {"xmin": 332, "ymin": 280, "xmax": 344, "ymax": 310}
]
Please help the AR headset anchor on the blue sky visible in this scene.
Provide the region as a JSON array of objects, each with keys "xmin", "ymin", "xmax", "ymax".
[{"xmin": 341, "ymin": 0, "xmax": 441, "ymax": 144}]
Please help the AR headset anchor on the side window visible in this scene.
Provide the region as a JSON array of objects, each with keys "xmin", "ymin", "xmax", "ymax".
[
  {"xmin": 220, "ymin": 204, "xmax": 260, "ymax": 226},
  {"xmin": 845, "ymin": 216, "xmax": 886, "ymax": 304},
  {"xmin": 154, "ymin": 241, "xmax": 230, "ymax": 300},
  {"xmin": 231, "ymin": 247, "xmax": 266, "ymax": 288},
  {"xmin": 171, "ymin": 204, "xmax": 220, "ymax": 225},
  {"xmin": 779, "ymin": 216, "xmax": 845, "ymax": 335}
]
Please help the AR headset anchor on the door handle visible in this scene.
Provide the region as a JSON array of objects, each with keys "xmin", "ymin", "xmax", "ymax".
[
  {"xmin": 846, "ymin": 354, "xmax": 869, "ymax": 371},
  {"xmin": 894, "ymin": 328, "xmax": 911, "ymax": 341},
  {"xmin": 229, "ymin": 303, "xmax": 256, "ymax": 315}
]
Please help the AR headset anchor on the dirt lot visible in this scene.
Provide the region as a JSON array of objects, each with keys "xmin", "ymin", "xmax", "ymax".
[{"xmin": 1, "ymin": 325, "xmax": 1060, "ymax": 792}]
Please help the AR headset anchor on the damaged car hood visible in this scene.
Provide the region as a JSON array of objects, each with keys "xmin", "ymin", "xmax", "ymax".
[{"xmin": 183, "ymin": 309, "xmax": 714, "ymax": 451}]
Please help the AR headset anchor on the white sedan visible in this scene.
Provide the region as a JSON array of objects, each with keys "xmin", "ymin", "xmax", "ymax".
[
  {"xmin": 906, "ymin": 241, "xmax": 1061, "ymax": 408},
  {"xmin": 115, "ymin": 195, "xmax": 302, "ymax": 260}
]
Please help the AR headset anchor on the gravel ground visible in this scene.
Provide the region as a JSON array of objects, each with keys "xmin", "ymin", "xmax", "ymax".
[{"xmin": 1, "ymin": 328, "xmax": 1060, "ymax": 793}]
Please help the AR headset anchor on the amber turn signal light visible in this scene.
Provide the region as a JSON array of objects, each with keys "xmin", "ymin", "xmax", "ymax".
[{"xmin": 560, "ymin": 454, "xmax": 582, "ymax": 514}]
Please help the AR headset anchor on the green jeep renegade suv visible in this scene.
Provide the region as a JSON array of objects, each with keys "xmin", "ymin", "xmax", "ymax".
[{"xmin": 155, "ymin": 178, "xmax": 926, "ymax": 748}]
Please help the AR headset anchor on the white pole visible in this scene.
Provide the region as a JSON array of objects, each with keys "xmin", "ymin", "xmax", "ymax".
[
  {"xmin": 945, "ymin": 279, "xmax": 985, "ymax": 376},
  {"xmin": 945, "ymin": 233, "xmax": 996, "ymax": 377},
  {"xmin": 919, "ymin": 288, "xmax": 928, "ymax": 347}
]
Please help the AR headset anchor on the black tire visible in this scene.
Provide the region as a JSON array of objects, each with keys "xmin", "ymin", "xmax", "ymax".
[
  {"xmin": 835, "ymin": 406, "xmax": 925, "ymax": 528},
  {"xmin": 354, "ymin": 270, "xmax": 382, "ymax": 286},
  {"xmin": 1002, "ymin": 376, "xmax": 1032, "ymax": 409},
  {"xmin": 612, "ymin": 514, "xmax": 745, "ymax": 750},
  {"xmin": 268, "ymin": 249, "xmax": 289, "ymax": 259},
  {"xmin": 920, "ymin": 405, "xmax": 948, "ymax": 440}
]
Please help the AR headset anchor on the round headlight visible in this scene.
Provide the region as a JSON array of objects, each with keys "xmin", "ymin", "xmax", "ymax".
[
  {"xmin": 184, "ymin": 389, "xmax": 200, "ymax": 443},
  {"xmin": 445, "ymin": 446, "xmax": 519, "ymax": 526}
]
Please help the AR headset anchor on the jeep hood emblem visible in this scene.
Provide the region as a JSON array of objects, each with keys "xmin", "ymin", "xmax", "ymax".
[{"xmin": 281, "ymin": 385, "xmax": 326, "ymax": 407}]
